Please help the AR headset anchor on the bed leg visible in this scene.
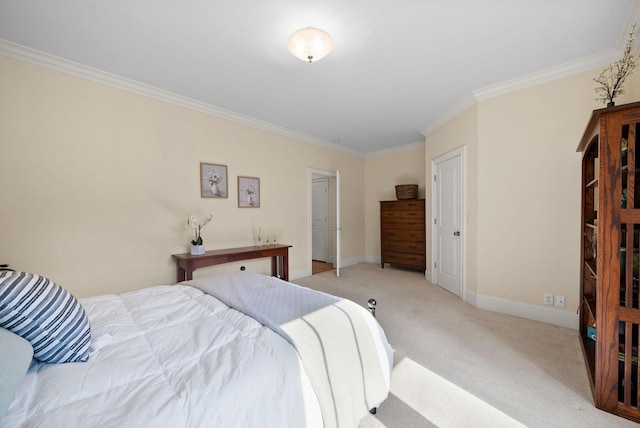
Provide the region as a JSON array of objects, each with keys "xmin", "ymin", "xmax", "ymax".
[
  {"xmin": 370, "ymin": 407, "xmax": 377, "ymax": 414},
  {"xmin": 368, "ymin": 298, "xmax": 377, "ymax": 317}
]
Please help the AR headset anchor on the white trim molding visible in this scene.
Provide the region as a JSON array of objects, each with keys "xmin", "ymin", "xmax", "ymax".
[
  {"xmin": 423, "ymin": 47, "xmax": 625, "ymax": 138},
  {"xmin": 365, "ymin": 141, "xmax": 425, "ymax": 158},
  {"xmin": 422, "ymin": 93, "xmax": 477, "ymax": 138},
  {"xmin": 475, "ymin": 293, "xmax": 579, "ymax": 330},
  {"xmin": 473, "ymin": 49, "xmax": 621, "ymax": 101},
  {"xmin": 0, "ymin": 39, "xmax": 362, "ymax": 157}
]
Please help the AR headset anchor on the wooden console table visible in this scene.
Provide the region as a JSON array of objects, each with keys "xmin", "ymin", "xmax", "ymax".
[{"xmin": 172, "ymin": 244, "xmax": 292, "ymax": 283}]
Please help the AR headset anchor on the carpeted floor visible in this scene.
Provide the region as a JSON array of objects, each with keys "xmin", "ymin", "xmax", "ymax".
[{"xmin": 293, "ymin": 263, "xmax": 638, "ymax": 428}]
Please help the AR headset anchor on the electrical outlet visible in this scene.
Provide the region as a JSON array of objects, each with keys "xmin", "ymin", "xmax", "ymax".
[
  {"xmin": 555, "ymin": 295, "xmax": 566, "ymax": 308},
  {"xmin": 544, "ymin": 293, "xmax": 554, "ymax": 306}
]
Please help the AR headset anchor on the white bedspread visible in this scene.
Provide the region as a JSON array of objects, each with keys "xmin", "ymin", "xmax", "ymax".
[
  {"xmin": 185, "ymin": 272, "xmax": 393, "ymax": 428},
  {"xmin": 1, "ymin": 285, "xmax": 323, "ymax": 427}
]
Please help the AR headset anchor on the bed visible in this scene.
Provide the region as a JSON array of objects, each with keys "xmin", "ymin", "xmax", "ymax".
[{"xmin": 0, "ymin": 270, "xmax": 393, "ymax": 428}]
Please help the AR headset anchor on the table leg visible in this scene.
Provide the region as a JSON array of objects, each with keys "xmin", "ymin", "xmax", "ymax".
[
  {"xmin": 176, "ymin": 262, "xmax": 194, "ymax": 283},
  {"xmin": 282, "ymin": 254, "xmax": 289, "ymax": 281},
  {"xmin": 271, "ymin": 256, "xmax": 278, "ymax": 278}
]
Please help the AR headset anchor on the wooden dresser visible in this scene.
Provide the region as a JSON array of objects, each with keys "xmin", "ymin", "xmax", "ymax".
[{"xmin": 380, "ymin": 199, "xmax": 426, "ymax": 271}]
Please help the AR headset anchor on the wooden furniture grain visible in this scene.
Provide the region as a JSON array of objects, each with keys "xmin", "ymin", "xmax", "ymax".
[
  {"xmin": 380, "ymin": 199, "xmax": 425, "ymax": 271},
  {"xmin": 172, "ymin": 244, "xmax": 292, "ymax": 283},
  {"xmin": 578, "ymin": 101, "xmax": 640, "ymax": 422}
]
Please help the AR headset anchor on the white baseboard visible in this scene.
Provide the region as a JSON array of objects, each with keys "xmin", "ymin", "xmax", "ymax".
[
  {"xmin": 463, "ymin": 288, "xmax": 477, "ymax": 307},
  {"xmin": 474, "ymin": 292, "xmax": 579, "ymax": 330},
  {"xmin": 290, "ymin": 267, "xmax": 311, "ymax": 280},
  {"xmin": 424, "ymin": 270, "xmax": 432, "ymax": 283},
  {"xmin": 341, "ymin": 256, "xmax": 366, "ymax": 268},
  {"xmin": 364, "ymin": 255, "xmax": 380, "ymax": 265}
]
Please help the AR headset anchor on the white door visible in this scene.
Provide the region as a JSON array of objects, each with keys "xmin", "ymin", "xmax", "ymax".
[
  {"xmin": 432, "ymin": 148, "xmax": 464, "ymax": 297},
  {"xmin": 312, "ymin": 178, "xmax": 330, "ymax": 262},
  {"xmin": 335, "ymin": 170, "xmax": 341, "ymax": 277}
]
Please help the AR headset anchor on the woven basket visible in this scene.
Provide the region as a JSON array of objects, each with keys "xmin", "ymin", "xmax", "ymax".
[{"xmin": 395, "ymin": 184, "xmax": 418, "ymax": 200}]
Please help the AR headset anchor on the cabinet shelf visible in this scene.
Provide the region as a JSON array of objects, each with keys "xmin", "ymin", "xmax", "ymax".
[
  {"xmin": 584, "ymin": 295, "xmax": 596, "ymax": 319},
  {"xmin": 584, "ymin": 259, "xmax": 597, "ymax": 278}
]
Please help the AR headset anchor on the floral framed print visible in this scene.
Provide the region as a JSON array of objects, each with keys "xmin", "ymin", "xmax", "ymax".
[
  {"xmin": 200, "ymin": 163, "xmax": 228, "ymax": 198},
  {"xmin": 238, "ymin": 176, "xmax": 260, "ymax": 208}
]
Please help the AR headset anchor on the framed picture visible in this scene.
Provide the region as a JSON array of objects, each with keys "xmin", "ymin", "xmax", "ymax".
[
  {"xmin": 238, "ymin": 176, "xmax": 260, "ymax": 208},
  {"xmin": 200, "ymin": 163, "xmax": 228, "ymax": 198}
]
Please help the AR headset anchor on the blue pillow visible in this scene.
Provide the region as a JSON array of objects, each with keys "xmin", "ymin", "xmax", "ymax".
[
  {"xmin": 0, "ymin": 327, "xmax": 33, "ymax": 420},
  {"xmin": 0, "ymin": 271, "xmax": 91, "ymax": 363}
]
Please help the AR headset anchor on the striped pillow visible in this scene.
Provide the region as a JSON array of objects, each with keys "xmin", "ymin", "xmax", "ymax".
[{"xmin": 0, "ymin": 271, "xmax": 91, "ymax": 363}]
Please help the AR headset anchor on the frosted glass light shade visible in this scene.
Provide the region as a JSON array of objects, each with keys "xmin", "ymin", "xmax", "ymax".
[{"xmin": 287, "ymin": 27, "xmax": 333, "ymax": 63}]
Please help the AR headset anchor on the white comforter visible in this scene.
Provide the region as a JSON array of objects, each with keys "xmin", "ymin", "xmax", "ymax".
[
  {"xmin": 185, "ymin": 272, "xmax": 393, "ymax": 428},
  {"xmin": 2, "ymin": 284, "xmax": 324, "ymax": 427}
]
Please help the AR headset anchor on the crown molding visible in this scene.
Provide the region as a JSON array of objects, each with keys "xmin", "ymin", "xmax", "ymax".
[
  {"xmin": 473, "ymin": 49, "xmax": 620, "ymax": 101},
  {"xmin": 0, "ymin": 39, "xmax": 363, "ymax": 158},
  {"xmin": 2, "ymin": 35, "xmax": 632, "ymax": 158},
  {"xmin": 422, "ymin": 93, "xmax": 477, "ymax": 138},
  {"xmin": 365, "ymin": 141, "xmax": 425, "ymax": 158},
  {"xmin": 422, "ymin": 47, "xmax": 623, "ymax": 138}
]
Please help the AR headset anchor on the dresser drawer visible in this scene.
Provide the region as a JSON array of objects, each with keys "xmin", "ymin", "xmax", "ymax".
[
  {"xmin": 381, "ymin": 209, "xmax": 424, "ymax": 220},
  {"xmin": 382, "ymin": 229, "xmax": 425, "ymax": 242},
  {"xmin": 381, "ymin": 218, "xmax": 424, "ymax": 230},
  {"xmin": 382, "ymin": 252, "xmax": 425, "ymax": 269},
  {"xmin": 382, "ymin": 241, "xmax": 425, "ymax": 254},
  {"xmin": 402, "ymin": 210, "xmax": 424, "ymax": 220},
  {"xmin": 381, "ymin": 210, "xmax": 402, "ymax": 220},
  {"xmin": 380, "ymin": 200, "xmax": 424, "ymax": 211}
]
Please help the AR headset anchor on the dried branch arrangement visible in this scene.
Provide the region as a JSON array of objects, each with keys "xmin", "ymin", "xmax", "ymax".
[{"xmin": 594, "ymin": 23, "xmax": 638, "ymax": 106}]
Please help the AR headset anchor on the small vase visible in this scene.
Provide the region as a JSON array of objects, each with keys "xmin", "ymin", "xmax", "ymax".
[
  {"xmin": 607, "ymin": 101, "xmax": 615, "ymax": 108},
  {"xmin": 210, "ymin": 183, "xmax": 219, "ymax": 196},
  {"xmin": 191, "ymin": 244, "xmax": 205, "ymax": 255}
]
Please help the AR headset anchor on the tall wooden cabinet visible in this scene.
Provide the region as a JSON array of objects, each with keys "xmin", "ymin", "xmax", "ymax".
[
  {"xmin": 578, "ymin": 101, "xmax": 640, "ymax": 422},
  {"xmin": 380, "ymin": 199, "xmax": 426, "ymax": 271}
]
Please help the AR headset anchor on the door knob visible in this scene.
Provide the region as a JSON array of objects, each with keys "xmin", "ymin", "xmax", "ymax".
[{"xmin": 453, "ymin": 231, "xmax": 460, "ymax": 236}]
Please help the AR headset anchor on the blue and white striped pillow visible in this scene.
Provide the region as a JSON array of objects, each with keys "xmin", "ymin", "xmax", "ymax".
[{"xmin": 0, "ymin": 271, "xmax": 91, "ymax": 363}]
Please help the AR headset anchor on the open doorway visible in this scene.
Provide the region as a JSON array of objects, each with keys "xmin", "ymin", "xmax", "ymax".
[
  {"xmin": 312, "ymin": 177, "xmax": 331, "ymax": 262},
  {"xmin": 307, "ymin": 168, "xmax": 340, "ymax": 276},
  {"xmin": 312, "ymin": 260, "xmax": 335, "ymax": 275}
]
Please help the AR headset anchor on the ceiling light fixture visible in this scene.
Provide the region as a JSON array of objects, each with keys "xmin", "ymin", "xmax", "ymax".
[{"xmin": 287, "ymin": 27, "xmax": 333, "ymax": 63}]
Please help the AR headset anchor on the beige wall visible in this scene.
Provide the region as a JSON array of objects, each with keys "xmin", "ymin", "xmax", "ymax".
[
  {"xmin": 0, "ymin": 56, "xmax": 365, "ymax": 298},
  {"xmin": 426, "ymin": 66, "xmax": 640, "ymax": 316},
  {"xmin": 4, "ymin": 48, "xmax": 640, "ymax": 323},
  {"xmin": 424, "ymin": 105, "xmax": 478, "ymax": 295},
  {"xmin": 475, "ymin": 72, "xmax": 591, "ymax": 310},
  {"xmin": 364, "ymin": 146, "xmax": 426, "ymax": 261}
]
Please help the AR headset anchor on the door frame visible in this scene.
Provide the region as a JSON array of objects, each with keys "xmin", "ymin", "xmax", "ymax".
[
  {"xmin": 307, "ymin": 168, "xmax": 340, "ymax": 277},
  {"xmin": 431, "ymin": 146, "xmax": 466, "ymax": 299},
  {"xmin": 311, "ymin": 177, "xmax": 330, "ymax": 263}
]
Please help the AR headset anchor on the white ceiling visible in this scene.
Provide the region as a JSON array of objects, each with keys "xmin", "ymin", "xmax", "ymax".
[{"xmin": 0, "ymin": 0, "xmax": 637, "ymax": 155}]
